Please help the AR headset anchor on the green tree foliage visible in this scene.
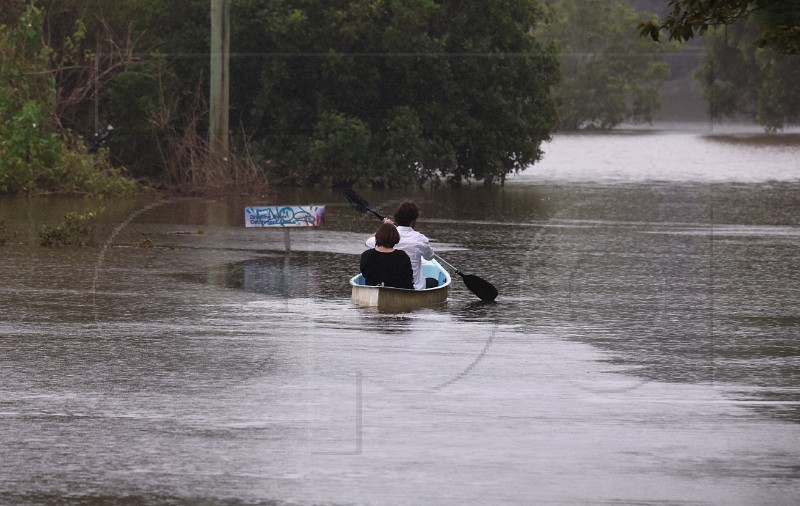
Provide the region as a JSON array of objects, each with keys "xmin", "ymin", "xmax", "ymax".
[
  {"xmin": 535, "ymin": 0, "xmax": 670, "ymax": 130},
  {"xmin": 640, "ymin": 0, "xmax": 800, "ymax": 54},
  {"xmin": 695, "ymin": 19, "xmax": 800, "ymax": 131},
  {"xmin": 11, "ymin": 0, "xmax": 558, "ymax": 187},
  {"xmin": 0, "ymin": 2, "xmax": 135, "ymax": 196},
  {"xmin": 38, "ymin": 207, "xmax": 104, "ymax": 247},
  {"xmin": 107, "ymin": 0, "xmax": 559, "ymax": 186},
  {"xmin": 244, "ymin": 0, "xmax": 561, "ymax": 185}
]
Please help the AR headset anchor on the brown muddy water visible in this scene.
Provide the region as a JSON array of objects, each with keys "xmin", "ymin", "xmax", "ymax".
[{"xmin": 1, "ymin": 127, "xmax": 799, "ymax": 505}]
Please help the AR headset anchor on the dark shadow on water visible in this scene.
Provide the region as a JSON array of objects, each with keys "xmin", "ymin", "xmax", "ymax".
[
  {"xmin": 449, "ymin": 299, "xmax": 502, "ymax": 322},
  {"xmin": 173, "ymin": 252, "xmax": 356, "ymax": 300}
]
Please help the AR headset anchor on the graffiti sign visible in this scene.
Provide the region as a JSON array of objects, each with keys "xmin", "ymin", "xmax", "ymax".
[{"xmin": 244, "ymin": 205, "xmax": 325, "ymax": 228}]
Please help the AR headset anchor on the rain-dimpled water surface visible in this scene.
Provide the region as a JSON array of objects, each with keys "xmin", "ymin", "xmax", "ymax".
[{"xmin": 1, "ymin": 126, "xmax": 800, "ymax": 505}]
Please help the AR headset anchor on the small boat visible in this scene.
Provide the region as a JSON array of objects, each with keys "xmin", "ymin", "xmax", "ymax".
[{"xmin": 350, "ymin": 258, "xmax": 452, "ymax": 310}]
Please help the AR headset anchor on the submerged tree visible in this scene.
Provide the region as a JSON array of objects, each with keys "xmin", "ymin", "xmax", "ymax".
[
  {"xmin": 234, "ymin": 0, "xmax": 561, "ymax": 186},
  {"xmin": 695, "ymin": 18, "xmax": 800, "ymax": 131},
  {"xmin": 535, "ymin": 0, "xmax": 670, "ymax": 130}
]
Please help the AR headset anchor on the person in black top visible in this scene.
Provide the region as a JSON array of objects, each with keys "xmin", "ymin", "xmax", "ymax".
[{"xmin": 360, "ymin": 222, "xmax": 414, "ymax": 289}]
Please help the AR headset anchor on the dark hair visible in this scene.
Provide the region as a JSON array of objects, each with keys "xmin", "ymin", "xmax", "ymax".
[
  {"xmin": 393, "ymin": 199, "xmax": 419, "ymax": 226},
  {"xmin": 374, "ymin": 222, "xmax": 400, "ymax": 248}
]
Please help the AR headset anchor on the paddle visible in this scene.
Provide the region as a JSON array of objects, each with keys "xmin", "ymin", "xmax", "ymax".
[{"xmin": 343, "ymin": 188, "xmax": 498, "ymax": 302}]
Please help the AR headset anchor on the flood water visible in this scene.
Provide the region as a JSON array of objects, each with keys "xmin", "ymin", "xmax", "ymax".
[{"xmin": 1, "ymin": 126, "xmax": 800, "ymax": 505}]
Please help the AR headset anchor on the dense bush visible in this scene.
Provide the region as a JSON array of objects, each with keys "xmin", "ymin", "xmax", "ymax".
[{"xmin": 0, "ymin": 2, "xmax": 135, "ymax": 196}]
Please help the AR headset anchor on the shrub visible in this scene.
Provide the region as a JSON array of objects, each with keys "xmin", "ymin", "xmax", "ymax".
[
  {"xmin": 39, "ymin": 208, "xmax": 103, "ymax": 247},
  {"xmin": 0, "ymin": 3, "xmax": 136, "ymax": 197}
]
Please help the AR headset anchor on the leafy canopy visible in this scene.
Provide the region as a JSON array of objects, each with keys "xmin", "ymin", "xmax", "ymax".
[
  {"xmin": 237, "ymin": 0, "xmax": 561, "ymax": 186},
  {"xmin": 640, "ymin": 0, "xmax": 800, "ymax": 54}
]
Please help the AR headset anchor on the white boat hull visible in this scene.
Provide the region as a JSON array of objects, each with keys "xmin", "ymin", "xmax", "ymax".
[{"xmin": 349, "ymin": 259, "xmax": 451, "ymax": 310}]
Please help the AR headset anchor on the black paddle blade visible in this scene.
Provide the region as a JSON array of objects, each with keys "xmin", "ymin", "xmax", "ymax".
[
  {"xmin": 461, "ymin": 273, "xmax": 498, "ymax": 302},
  {"xmin": 343, "ymin": 188, "xmax": 385, "ymax": 220}
]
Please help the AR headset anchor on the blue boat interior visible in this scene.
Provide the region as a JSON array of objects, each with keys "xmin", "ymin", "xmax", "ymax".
[
  {"xmin": 353, "ymin": 263, "xmax": 448, "ymax": 289},
  {"xmin": 425, "ymin": 264, "xmax": 449, "ymax": 287}
]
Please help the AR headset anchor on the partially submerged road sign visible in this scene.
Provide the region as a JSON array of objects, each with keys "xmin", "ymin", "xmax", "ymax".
[
  {"xmin": 244, "ymin": 205, "xmax": 325, "ymax": 251},
  {"xmin": 245, "ymin": 205, "xmax": 325, "ymax": 228}
]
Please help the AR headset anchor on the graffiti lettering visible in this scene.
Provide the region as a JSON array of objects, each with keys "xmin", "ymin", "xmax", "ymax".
[{"xmin": 244, "ymin": 206, "xmax": 325, "ymax": 228}]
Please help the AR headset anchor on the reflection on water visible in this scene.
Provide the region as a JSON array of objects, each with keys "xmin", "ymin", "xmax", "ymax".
[{"xmin": 1, "ymin": 129, "xmax": 800, "ymax": 504}]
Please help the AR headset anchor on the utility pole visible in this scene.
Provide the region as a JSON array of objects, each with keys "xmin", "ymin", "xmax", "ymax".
[{"xmin": 209, "ymin": 0, "xmax": 230, "ymax": 158}]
